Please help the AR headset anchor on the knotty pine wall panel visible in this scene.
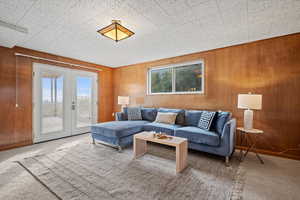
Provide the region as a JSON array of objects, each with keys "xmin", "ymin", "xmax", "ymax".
[{"xmin": 0, "ymin": 47, "xmax": 18, "ymax": 148}]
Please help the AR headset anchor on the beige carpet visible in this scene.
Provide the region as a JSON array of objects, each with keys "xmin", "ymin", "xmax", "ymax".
[{"xmin": 17, "ymin": 141, "xmax": 245, "ymax": 200}]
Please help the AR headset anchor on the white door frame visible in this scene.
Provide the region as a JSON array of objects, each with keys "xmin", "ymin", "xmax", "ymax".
[{"xmin": 33, "ymin": 63, "xmax": 98, "ymax": 143}]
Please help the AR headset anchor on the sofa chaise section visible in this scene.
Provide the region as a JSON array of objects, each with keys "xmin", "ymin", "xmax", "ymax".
[{"xmin": 91, "ymin": 120, "xmax": 149, "ymax": 151}]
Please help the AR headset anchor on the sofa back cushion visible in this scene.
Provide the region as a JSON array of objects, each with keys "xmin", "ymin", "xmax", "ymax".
[
  {"xmin": 158, "ymin": 108, "xmax": 185, "ymax": 125},
  {"xmin": 211, "ymin": 111, "xmax": 231, "ymax": 134},
  {"xmin": 141, "ymin": 107, "xmax": 157, "ymax": 121},
  {"xmin": 185, "ymin": 110, "xmax": 202, "ymax": 127},
  {"xmin": 154, "ymin": 112, "xmax": 178, "ymax": 125}
]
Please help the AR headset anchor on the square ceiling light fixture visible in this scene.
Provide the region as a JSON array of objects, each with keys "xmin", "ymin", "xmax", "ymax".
[{"xmin": 97, "ymin": 20, "xmax": 134, "ymax": 42}]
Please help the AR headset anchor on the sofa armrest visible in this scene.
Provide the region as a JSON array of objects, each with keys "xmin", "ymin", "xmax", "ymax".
[
  {"xmin": 221, "ymin": 118, "xmax": 237, "ymax": 155},
  {"xmin": 115, "ymin": 112, "xmax": 126, "ymax": 121}
]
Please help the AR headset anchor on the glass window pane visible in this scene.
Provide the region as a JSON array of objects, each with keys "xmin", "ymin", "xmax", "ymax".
[
  {"xmin": 150, "ymin": 68, "xmax": 172, "ymax": 93},
  {"xmin": 175, "ymin": 64, "xmax": 203, "ymax": 92},
  {"xmin": 76, "ymin": 77, "xmax": 92, "ymax": 128},
  {"xmin": 42, "ymin": 75, "xmax": 64, "ymax": 133}
]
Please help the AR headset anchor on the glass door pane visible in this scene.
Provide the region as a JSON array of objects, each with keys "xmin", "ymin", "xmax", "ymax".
[
  {"xmin": 41, "ymin": 73, "xmax": 64, "ymax": 134},
  {"xmin": 76, "ymin": 76, "xmax": 92, "ymax": 128}
]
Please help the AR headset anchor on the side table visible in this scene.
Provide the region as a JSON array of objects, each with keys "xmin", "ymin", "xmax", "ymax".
[{"xmin": 237, "ymin": 127, "xmax": 264, "ymax": 164}]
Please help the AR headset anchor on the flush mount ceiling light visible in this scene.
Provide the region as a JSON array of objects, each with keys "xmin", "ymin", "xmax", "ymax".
[{"xmin": 97, "ymin": 20, "xmax": 134, "ymax": 42}]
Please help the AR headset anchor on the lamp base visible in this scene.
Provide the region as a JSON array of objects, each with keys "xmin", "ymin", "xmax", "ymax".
[
  {"xmin": 121, "ymin": 105, "xmax": 127, "ymax": 112},
  {"xmin": 244, "ymin": 109, "xmax": 253, "ymax": 130}
]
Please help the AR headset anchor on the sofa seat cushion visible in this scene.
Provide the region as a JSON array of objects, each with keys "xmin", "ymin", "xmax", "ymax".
[
  {"xmin": 91, "ymin": 121, "xmax": 149, "ymax": 138},
  {"xmin": 143, "ymin": 122, "xmax": 182, "ymax": 136},
  {"xmin": 175, "ymin": 126, "xmax": 220, "ymax": 146}
]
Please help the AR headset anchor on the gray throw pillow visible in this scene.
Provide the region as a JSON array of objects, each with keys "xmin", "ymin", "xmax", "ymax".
[
  {"xmin": 127, "ymin": 107, "xmax": 142, "ymax": 121},
  {"xmin": 154, "ymin": 112, "xmax": 178, "ymax": 125},
  {"xmin": 198, "ymin": 111, "xmax": 216, "ymax": 130}
]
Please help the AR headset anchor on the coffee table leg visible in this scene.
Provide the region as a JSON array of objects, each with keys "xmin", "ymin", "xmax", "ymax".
[
  {"xmin": 134, "ymin": 137, "xmax": 147, "ymax": 159},
  {"xmin": 176, "ymin": 140, "xmax": 188, "ymax": 173}
]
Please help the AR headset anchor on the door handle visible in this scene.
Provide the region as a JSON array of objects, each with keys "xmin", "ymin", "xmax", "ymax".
[{"xmin": 72, "ymin": 101, "xmax": 75, "ymax": 110}]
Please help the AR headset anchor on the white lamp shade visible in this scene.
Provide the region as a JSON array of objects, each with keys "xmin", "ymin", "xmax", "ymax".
[
  {"xmin": 238, "ymin": 94, "xmax": 262, "ymax": 110},
  {"xmin": 118, "ymin": 96, "xmax": 129, "ymax": 105}
]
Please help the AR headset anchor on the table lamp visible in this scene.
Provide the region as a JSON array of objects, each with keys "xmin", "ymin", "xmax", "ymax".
[
  {"xmin": 238, "ymin": 93, "xmax": 262, "ymax": 130},
  {"xmin": 118, "ymin": 96, "xmax": 129, "ymax": 111}
]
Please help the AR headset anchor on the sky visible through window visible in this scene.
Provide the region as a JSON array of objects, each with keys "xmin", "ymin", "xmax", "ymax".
[
  {"xmin": 77, "ymin": 77, "xmax": 92, "ymax": 98},
  {"xmin": 42, "ymin": 77, "xmax": 63, "ymax": 102},
  {"xmin": 42, "ymin": 76, "xmax": 92, "ymax": 102}
]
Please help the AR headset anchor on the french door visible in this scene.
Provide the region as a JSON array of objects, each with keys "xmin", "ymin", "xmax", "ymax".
[{"xmin": 33, "ymin": 63, "xmax": 98, "ymax": 143}]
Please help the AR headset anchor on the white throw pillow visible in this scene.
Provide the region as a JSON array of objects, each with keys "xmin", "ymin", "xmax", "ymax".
[{"xmin": 154, "ymin": 112, "xmax": 178, "ymax": 125}]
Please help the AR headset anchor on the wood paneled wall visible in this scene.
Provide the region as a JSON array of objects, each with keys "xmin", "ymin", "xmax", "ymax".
[
  {"xmin": 0, "ymin": 47, "xmax": 20, "ymax": 149},
  {"xmin": 0, "ymin": 46, "xmax": 114, "ymax": 150},
  {"xmin": 113, "ymin": 33, "xmax": 300, "ymax": 160}
]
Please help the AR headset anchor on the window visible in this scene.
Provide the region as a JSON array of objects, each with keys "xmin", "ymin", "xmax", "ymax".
[
  {"xmin": 148, "ymin": 61, "xmax": 204, "ymax": 94},
  {"xmin": 150, "ymin": 67, "xmax": 172, "ymax": 93}
]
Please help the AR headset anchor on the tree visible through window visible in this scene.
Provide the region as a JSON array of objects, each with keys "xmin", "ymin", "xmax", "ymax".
[
  {"xmin": 148, "ymin": 61, "xmax": 204, "ymax": 94},
  {"xmin": 175, "ymin": 64, "xmax": 202, "ymax": 92},
  {"xmin": 150, "ymin": 68, "xmax": 172, "ymax": 93}
]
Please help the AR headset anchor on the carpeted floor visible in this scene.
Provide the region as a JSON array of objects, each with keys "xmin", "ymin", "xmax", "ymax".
[{"xmin": 15, "ymin": 139, "xmax": 245, "ymax": 200}]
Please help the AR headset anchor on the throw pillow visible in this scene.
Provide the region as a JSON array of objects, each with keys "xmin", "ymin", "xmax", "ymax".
[
  {"xmin": 127, "ymin": 107, "xmax": 142, "ymax": 121},
  {"xmin": 157, "ymin": 108, "xmax": 185, "ymax": 125},
  {"xmin": 141, "ymin": 107, "xmax": 157, "ymax": 121},
  {"xmin": 198, "ymin": 111, "xmax": 216, "ymax": 130},
  {"xmin": 154, "ymin": 112, "xmax": 178, "ymax": 125}
]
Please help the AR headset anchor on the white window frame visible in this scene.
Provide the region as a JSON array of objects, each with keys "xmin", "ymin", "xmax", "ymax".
[{"xmin": 147, "ymin": 60, "xmax": 205, "ymax": 95}]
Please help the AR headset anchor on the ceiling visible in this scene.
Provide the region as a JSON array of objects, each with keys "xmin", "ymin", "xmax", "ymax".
[{"xmin": 0, "ymin": 0, "xmax": 299, "ymax": 67}]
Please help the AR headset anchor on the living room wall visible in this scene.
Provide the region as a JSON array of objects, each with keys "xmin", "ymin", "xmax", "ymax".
[
  {"xmin": 0, "ymin": 46, "xmax": 114, "ymax": 150},
  {"xmin": 113, "ymin": 33, "xmax": 300, "ymax": 160}
]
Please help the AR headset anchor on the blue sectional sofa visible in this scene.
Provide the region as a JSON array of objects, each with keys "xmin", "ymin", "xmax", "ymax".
[{"xmin": 91, "ymin": 107, "xmax": 236, "ymax": 164}]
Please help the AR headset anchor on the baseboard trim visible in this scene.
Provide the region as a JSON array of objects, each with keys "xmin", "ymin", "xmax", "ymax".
[
  {"xmin": 0, "ymin": 140, "xmax": 33, "ymax": 151},
  {"xmin": 235, "ymin": 145, "xmax": 300, "ymax": 161}
]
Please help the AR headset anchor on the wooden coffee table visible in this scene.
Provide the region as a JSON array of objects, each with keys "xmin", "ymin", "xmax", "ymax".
[{"xmin": 133, "ymin": 131, "xmax": 188, "ymax": 173}]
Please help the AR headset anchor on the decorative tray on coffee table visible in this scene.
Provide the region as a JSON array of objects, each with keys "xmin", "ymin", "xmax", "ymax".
[{"xmin": 152, "ymin": 133, "xmax": 172, "ymax": 140}]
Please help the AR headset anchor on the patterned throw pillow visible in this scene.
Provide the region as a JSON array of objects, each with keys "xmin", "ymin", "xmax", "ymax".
[
  {"xmin": 198, "ymin": 111, "xmax": 216, "ymax": 130},
  {"xmin": 127, "ymin": 107, "xmax": 142, "ymax": 121},
  {"xmin": 154, "ymin": 112, "xmax": 178, "ymax": 125}
]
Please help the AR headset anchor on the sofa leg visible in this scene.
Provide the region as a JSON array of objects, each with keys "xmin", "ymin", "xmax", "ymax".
[
  {"xmin": 231, "ymin": 148, "xmax": 236, "ymax": 157},
  {"xmin": 225, "ymin": 156, "xmax": 230, "ymax": 167},
  {"xmin": 92, "ymin": 137, "xmax": 95, "ymax": 144},
  {"xmin": 118, "ymin": 146, "xmax": 122, "ymax": 153}
]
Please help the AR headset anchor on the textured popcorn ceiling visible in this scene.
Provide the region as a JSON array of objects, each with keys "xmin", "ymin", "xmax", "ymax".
[{"xmin": 0, "ymin": 0, "xmax": 299, "ymax": 67}]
